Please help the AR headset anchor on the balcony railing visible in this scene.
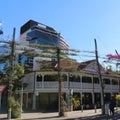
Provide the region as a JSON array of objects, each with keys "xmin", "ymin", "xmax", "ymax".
[{"xmin": 35, "ymin": 81, "xmax": 119, "ymax": 92}]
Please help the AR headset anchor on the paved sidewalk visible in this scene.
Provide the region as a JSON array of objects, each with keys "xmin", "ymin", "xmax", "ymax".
[{"xmin": 0, "ymin": 109, "xmax": 102, "ymax": 120}]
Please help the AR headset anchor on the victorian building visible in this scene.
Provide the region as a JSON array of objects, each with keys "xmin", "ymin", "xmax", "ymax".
[{"xmin": 17, "ymin": 59, "xmax": 120, "ymax": 111}]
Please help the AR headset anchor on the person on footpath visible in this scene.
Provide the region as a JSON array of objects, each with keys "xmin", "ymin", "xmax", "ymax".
[{"xmin": 109, "ymin": 96, "xmax": 116, "ymax": 116}]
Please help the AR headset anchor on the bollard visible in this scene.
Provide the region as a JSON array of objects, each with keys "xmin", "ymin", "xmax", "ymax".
[
  {"xmin": 8, "ymin": 108, "xmax": 11, "ymax": 120},
  {"xmin": 81, "ymin": 105, "xmax": 83, "ymax": 112},
  {"xmin": 94, "ymin": 104, "xmax": 97, "ymax": 113}
]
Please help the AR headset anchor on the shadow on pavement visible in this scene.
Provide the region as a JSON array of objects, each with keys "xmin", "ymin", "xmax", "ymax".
[
  {"xmin": 68, "ymin": 114, "xmax": 119, "ymax": 120},
  {"xmin": 19, "ymin": 114, "xmax": 120, "ymax": 120}
]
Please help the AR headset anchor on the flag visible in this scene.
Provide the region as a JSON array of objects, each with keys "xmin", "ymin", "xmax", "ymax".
[{"xmin": 54, "ymin": 63, "xmax": 58, "ymax": 68}]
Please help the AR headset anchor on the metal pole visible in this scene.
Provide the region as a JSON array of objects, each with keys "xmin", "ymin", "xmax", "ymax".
[
  {"xmin": 94, "ymin": 39, "xmax": 105, "ymax": 115},
  {"xmin": 32, "ymin": 71, "xmax": 36, "ymax": 110},
  {"xmin": 68, "ymin": 73, "xmax": 70, "ymax": 111},
  {"xmin": 57, "ymin": 47, "xmax": 63, "ymax": 116},
  {"xmin": 20, "ymin": 82, "xmax": 23, "ymax": 119}
]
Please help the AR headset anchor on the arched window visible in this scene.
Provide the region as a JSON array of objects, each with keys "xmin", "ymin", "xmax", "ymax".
[{"xmin": 37, "ymin": 74, "xmax": 42, "ymax": 82}]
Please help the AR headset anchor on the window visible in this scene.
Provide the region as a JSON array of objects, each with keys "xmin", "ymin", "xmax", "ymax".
[
  {"xmin": 82, "ymin": 76, "xmax": 92, "ymax": 83},
  {"xmin": 93, "ymin": 77, "xmax": 99, "ymax": 84},
  {"xmin": 44, "ymin": 74, "xmax": 57, "ymax": 81},
  {"xmin": 112, "ymin": 79, "xmax": 118, "ymax": 85},
  {"xmin": 37, "ymin": 74, "xmax": 42, "ymax": 82},
  {"xmin": 61, "ymin": 74, "xmax": 67, "ymax": 81},
  {"xmin": 103, "ymin": 78, "xmax": 110, "ymax": 84},
  {"xmin": 69, "ymin": 74, "xmax": 80, "ymax": 82}
]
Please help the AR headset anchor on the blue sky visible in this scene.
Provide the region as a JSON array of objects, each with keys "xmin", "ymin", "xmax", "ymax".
[{"xmin": 0, "ymin": 0, "xmax": 120, "ymax": 62}]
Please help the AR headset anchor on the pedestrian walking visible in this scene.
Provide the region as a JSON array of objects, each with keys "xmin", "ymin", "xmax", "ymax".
[{"xmin": 109, "ymin": 96, "xmax": 116, "ymax": 116}]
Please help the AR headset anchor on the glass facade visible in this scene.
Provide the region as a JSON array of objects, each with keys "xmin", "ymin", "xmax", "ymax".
[
  {"xmin": 27, "ymin": 29, "xmax": 59, "ymax": 47},
  {"xmin": 20, "ymin": 20, "xmax": 69, "ymax": 49}
]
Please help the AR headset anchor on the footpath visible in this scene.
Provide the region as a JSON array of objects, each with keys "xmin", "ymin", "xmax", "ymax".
[
  {"xmin": 0, "ymin": 109, "xmax": 103, "ymax": 120},
  {"xmin": 1, "ymin": 108, "xmax": 120, "ymax": 120}
]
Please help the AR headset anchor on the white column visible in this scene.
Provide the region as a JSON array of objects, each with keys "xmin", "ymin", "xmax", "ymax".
[
  {"xmin": 117, "ymin": 78, "xmax": 119, "ymax": 93},
  {"xmin": 80, "ymin": 92, "xmax": 84, "ymax": 112},
  {"xmin": 80, "ymin": 92, "xmax": 82, "ymax": 105},
  {"xmin": 26, "ymin": 92, "xmax": 28, "ymax": 109},
  {"xmin": 42, "ymin": 74, "xmax": 44, "ymax": 88},
  {"xmin": 80, "ymin": 75, "xmax": 84, "ymax": 112},
  {"xmin": 110, "ymin": 78, "xmax": 112, "ymax": 96},
  {"xmin": 32, "ymin": 94, "xmax": 36, "ymax": 110},
  {"xmin": 92, "ymin": 76, "xmax": 95, "ymax": 105},
  {"xmin": 67, "ymin": 73, "xmax": 69, "ymax": 88},
  {"xmin": 80, "ymin": 75, "xmax": 82, "ymax": 91}
]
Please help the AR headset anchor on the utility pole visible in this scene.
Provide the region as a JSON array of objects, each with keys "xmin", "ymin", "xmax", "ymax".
[
  {"xmin": 57, "ymin": 33, "xmax": 64, "ymax": 116},
  {"xmin": 8, "ymin": 28, "xmax": 16, "ymax": 119},
  {"xmin": 94, "ymin": 39, "xmax": 105, "ymax": 115},
  {"xmin": 57, "ymin": 46, "xmax": 65, "ymax": 116}
]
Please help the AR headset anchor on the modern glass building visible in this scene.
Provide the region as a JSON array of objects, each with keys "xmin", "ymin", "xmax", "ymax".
[{"xmin": 20, "ymin": 20, "xmax": 69, "ymax": 49}]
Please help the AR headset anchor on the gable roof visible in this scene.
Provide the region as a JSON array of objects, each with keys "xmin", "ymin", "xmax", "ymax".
[
  {"xmin": 78, "ymin": 59, "xmax": 96, "ymax": 70},
  {"xmin": 77, "ymin": 59, "xmax": 105, "ymax": 73}
]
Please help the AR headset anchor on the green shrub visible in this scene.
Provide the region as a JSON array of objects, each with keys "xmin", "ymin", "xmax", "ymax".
[
  {"xmin": 9, "ymin": 96, "xmax": 21, "ymax": 118},
  {"xmin": 72, "ymin": 95, "xmax": 80, "ymax": 110},
  {"xmin": 116, "ymin": 94, "xmax": 120, "ymax": 105}
]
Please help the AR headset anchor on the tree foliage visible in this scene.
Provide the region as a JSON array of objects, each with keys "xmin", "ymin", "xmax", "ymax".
[{"xmin": 0, "ymin": 64, "xmax": 24, "ymax": 92}]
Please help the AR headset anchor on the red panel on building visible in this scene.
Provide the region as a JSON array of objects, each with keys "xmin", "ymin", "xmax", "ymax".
[{"xmin": 0, "ymin": 85, "xmax": 6, "ymax": 94}]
